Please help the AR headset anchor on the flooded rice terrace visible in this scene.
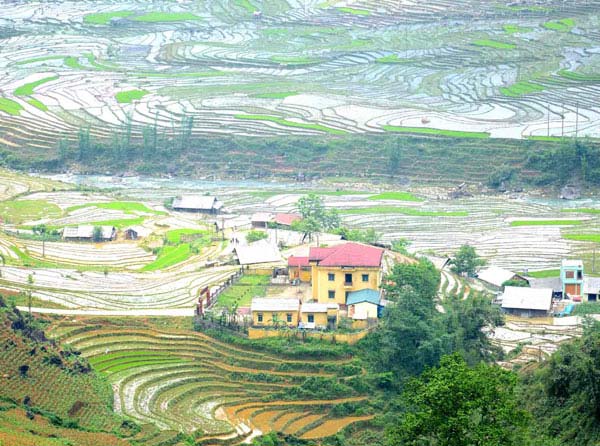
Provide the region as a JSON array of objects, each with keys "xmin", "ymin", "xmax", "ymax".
[{"xmin": 50, "ymin": 174, "xmax": 600, "ymax": 272}]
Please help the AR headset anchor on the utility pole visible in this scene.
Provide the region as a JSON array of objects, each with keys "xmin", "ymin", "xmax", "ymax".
[
  {"xmin": 593, "ymin": 248, "xmax": 596, "ymax": 274},
  {"xmin": 561, "ymin": 103, "xmax": 565, "ymax": 137}
]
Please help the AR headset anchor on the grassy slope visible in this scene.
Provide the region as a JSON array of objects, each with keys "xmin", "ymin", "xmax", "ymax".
[{"xmin": 0, "ymin": 200, "xmax": 62, "ymax": 224}]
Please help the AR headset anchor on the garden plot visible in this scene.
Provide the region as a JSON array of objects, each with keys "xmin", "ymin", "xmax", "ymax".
[
  {"xmin": 49, "ymin": 324, "xmax": 371, "ymax": 442},
  {"xmin": 0, "ymin": 265, "xmax": 238, "ymax": 310}
]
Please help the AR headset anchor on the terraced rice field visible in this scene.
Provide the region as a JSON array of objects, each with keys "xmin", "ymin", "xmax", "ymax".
[
  {"xmin": 50, "ymin": 323, "xmax": 371, "ymax": 443},
  {"xmin": 0, "ymin": 0, "xmax": 599, "ymax": 156}
]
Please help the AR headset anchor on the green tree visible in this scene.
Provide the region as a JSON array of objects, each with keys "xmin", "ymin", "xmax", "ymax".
[
  {"xmin": 296, "ymin": 194, "xmax": 340, "ymax": 230},
  {"xmin": 386, "ymin": 353, "xmax": 528, "ymax": 446},
  {"xmin": 385, "ymin": 258, "xmax": 440, "ymax": 301},
  {"xmin": 92, "ymin": 226, "xmax": 103, "ymax": 242},
  {"xmin": 449, "ymin": 244, "xmax": 485, "ymax": 276}
]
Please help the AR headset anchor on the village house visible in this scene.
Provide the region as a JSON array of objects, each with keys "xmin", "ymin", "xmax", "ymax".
[
  {"xmin": 528, "ymin": 259, "xmax": 600, "ymax": 302},
  {"xmin": 288, "ymin": 255, "xmax": 311, "ymax": 283},
  {"xmin": 500, "ymin": 286, "xmax": 553, "ymax": 318},
  {"xmin": 273, "ymin": 213, "xmax": 301, "ymax": 228},
  {"xmin": 62, "ymin": 225, "xmax": 116, "ymax": 242},
  {"xmin": 172, "ymin": 195, "xmax": 223, "ymax": 214},
  {"xmin": 250, "ymin": 212, "xmax": 301, "ymax": 229},
  {"xmin": 124, "ymin": 225, "xmax": 152, "ymax": 240},
  {"xmin": 309, "ymin": 243, "xmax": 384, "ymax": 307},
  {"xmin": 346, "ymin": 289, "xmax": 383, "ymax": 320},
  {"xmin": 234, "ymin": 239, "xmax": 282, "ymax": 266},
  {"xmin": 477, "ymin": 265, "xmax": 529, "ymax": 290},
  {"xmin": 250, "ymin": 298, "xmax": 300, "ymax": 327},
  {"xmin": 251, "ymin": 212, "xmax": 273, "ymax": 229},
  {"xmin": 299, "ymin": 302, "xmax": 339, "ymax": 330}
]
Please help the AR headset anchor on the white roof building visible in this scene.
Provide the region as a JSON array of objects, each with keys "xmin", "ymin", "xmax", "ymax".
[
  {"xmin": 172, "ymin": 195, "xmax": 223, "ymax": 212},
  {"xmin": 250, "ymin": 298, "xmax": 300, "ymax": 313},
  {"xmin": 235, "ymin": 239, "xmax": 282, "ymax": 265},
  {"xmin": 501, "ymin": 286, "xmax": 553, "ymax": 311},
  {"xmin": 62, "ymin": 225, "xmax": 116, "ymax": 240},
  {"xmin": 478, "ymin": 266, "xmax": 520, "ymax": 288},
  {"xmin": 301, "ymin": 303, "xmax": 338, "ymax": 313}
]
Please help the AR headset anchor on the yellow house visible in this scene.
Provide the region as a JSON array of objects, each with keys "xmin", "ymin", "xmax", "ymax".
[
  {"xmin": 288, "ymin": 256, "xmax": 312, "ymax": 283},
  {"xmin": 300, "ymin": 303, "xmax": 339, "ymax": 330},
  {"xmin": 308, "ymin": 243, "xmax": 384, "ymax": 306},
  {"xmin": 250, "ymin": 298, "xmax": 300, "ymax": 327}
]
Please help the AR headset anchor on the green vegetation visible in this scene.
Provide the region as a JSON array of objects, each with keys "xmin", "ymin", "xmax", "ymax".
[
  {"xmin": 336, "ymin": 7, "xmax": 370, "ymax": 15},
  {"xmin": 524, "ymin": 269, "xmax": 560, "ymax": 278},
  {"xmin": 341, "ymin": 206, "xmax": 467, "ymax": 217},
  {"xmin": 27, "ymin": 98, "xmax": 48, "ymax": 111},
  {"xmin": 132, "ymin": 12, "xmax": 201, "ymax": 22},
  {"xmin": 67, "ymin": 201, "xmax": 162, "ymax": 215},
  {"xmin": 216, "ymin": 274, "xmax": 270, "ymax": 307},
  {"xmin": 164, "ymin": 228, "xmax": 209, "ymax": 244},
  {"xmin": 558, "ymin": 69, "xmax": 600, "ymax": 82},
  {"xmin": 76, "ymin": 216, "xmax": 144, "ymax": 228},
  {"xmin": 450, "ymin": 244, "xmax": 485, "ymax": 276},
  {"xmin": 63, "ymin": 56, "xmax": 84, "ymax": 70},
  {"xmin": 14, "ymin": 76, "xmax": 59, "ymax": 96},
  {"xmin": 141, "ymin": 244, "xmax": 191, "ymax": 271},
  {"xmin": 510, "ymin": 220, "xmax": 582, "ymax": 226},
  {"xmin": 115, "ymin": 89, "xmax": 149, "ymax": 104},
  {"xmin": 388, "ymin": 354, "xmax": 526, "ymax": 446},
  {"xmin": 527, "ymin": 135, "xmax": 563, "ymax": 142},
  {"xmin": 0, "ymin": 98, "xmax": 23, "ymax": 116},
  {"xmin": 563, "ymin": 234, "xmax": 600, "ymax": 243},
  {"xmin": 0, "ymin": 200, "xmax": 62, "ymax": 224},
  {"xmin": 252, "ymin": 91, "xmax": 298, "ymax": 99},
  {"xmin": 235, "ymin": 114, "xmax": 346, "ymax": 135},
  {"xmin": 83, "ymin": 11, "xmax": 133, "ymax": 25},
  {"xmin": 472, "ymin": 39, "xmax": 516, "ymax": 49},
  {"xmin": 562, "ymin": 208, "xmax": 600, "ymax": 215},
  {"xmin": 246, "ymin": 230, "xmax": 268, "ymax": 243},
  {"xmin": 367, "ymin": 192, "xmax": 423, "ymax": 202},
  {"xmin": 382, "ymin": 125, "xmax": 490, "ymax": 139},
  {"xmin": 500, "ymin": 81, "xmax": 545, "ymax": 97},
  {"xmin": 375, "ymin": 54, "xmax": 412, "ymax": 64},
  {"xmin": 271, "ymin": 56, "xmax": 321, "ymax": 65},
  {"xmin": 572, "ymin": 303, "xmax": 600, "ymax": 316},
  {"xmin": 503, "ymin": 24, "xmax": 531, "ymax": 34},
  {"xmin": 542, "ymin": 18, "xmax": 575, "ymax": 32}
]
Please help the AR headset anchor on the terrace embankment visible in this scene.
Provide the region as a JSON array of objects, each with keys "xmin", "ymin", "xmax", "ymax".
[{"xmin": 7, "ymin": 134, "xmax": 599, "ymax": 190}]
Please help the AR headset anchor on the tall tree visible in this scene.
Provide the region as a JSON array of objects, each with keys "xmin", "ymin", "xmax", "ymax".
[
  {"xmin": 449, "ymin": 244, "xmax": 485, "ymax": 276},
  {"xmin": 386, "ymin": 354, "xmax": 528, "ymax": 446}
]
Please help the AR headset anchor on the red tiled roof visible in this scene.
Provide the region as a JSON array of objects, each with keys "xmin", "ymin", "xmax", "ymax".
[
  {"xmin": 288, "ymin": 256, "xmax": 310, "ymax": 267},
  {"xmin": 274, "ymin": 213, "xmax": 301, "ymax": 226},
  {"xmin": 309, "ymin": 247, "xmax": 336, "ymax": 262},
  {"xmin": 309, "ymin": 243, "xmax": 384, "ymax": 268}
]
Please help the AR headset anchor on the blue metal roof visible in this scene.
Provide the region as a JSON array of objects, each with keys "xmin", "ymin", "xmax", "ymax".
[{"xmin": 346, "ymin": 289, "xmax": 381, "ymax": 306}]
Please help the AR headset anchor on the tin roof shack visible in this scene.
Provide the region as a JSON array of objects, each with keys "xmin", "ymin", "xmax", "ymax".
[
  {"xmin": 172, "ymin": 195, "xmax": 223, "ymax": 214},
  {"xmin": 501, "ymin": 286, "xmax": 553, "ymax": 318},
  {"xmin": 62, "ymin": 225, "xmax": 116, "ymax": 242},
  {"xmin": 477, "ymin": 266, "xmax": 528, "ymax": 290},
  {"xmin": 124, "ymin": 225, "xmax": 152, "ymax": 240},
  {"xmin": 250, "ymin": 298, "xmax": 300, "ymax": 327},
  {"xmin": 346, "ymin": 289, "xmax": 383, "ymax": 320},
  {"xmin": 251, "ymin": 212, "xmax": 274, "ymax": 229}
]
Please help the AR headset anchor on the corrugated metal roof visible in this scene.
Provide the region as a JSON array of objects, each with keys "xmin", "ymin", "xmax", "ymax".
[
  {"xmin": 301, "ymin": 303, "xmax": 329, "ymax": 313},
  {"xmin": 288, "ymin": 256, "xmax": 310, "ymax": 267},
  {"xmin": 251, "ymin": 298, "xmax": 300, "ymax": 312},
  {"xmin": 346, "ymin": 289, "xmax": 381, "ymax": 306},
  {"xmin": 477, "ymin": 266, "xmax": 517, "ymax": 288},
  {"xmin": 173, "ymin": 195, "xmax": 222, "ymax": 210},
  {"xmin": 63, "ymin": 225, "xmax": 115, "ymax": 239},
  {"xmin": 562, "ymin": 259, "xmax": 583, "ymax": 268},
  {"xmin": 235, "ymin": 239, "xmax": 282, "ymax": 265},
  {"xmin": 501, "ymin": 286, "xmax": 553, "ymax": 311},
  {"xmin": 274, "ymin": 213, "xmax": 301, "ymax": 226},
  {"xmin": 251, "ymin": 212, "xmax": 274, "ymax": 223}
]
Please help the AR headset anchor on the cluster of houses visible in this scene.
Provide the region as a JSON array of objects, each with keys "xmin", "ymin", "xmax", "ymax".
[
  {"xmin": 250, "ymin": 242, "xmax": 387, "ymax": 330},
  {"xmin": 479, "ymin": 259, "xmax": 600, "ymax": 318},
  {"xmin": 60, "ymin": 225, "xmax": 151, "ymax": 242}
]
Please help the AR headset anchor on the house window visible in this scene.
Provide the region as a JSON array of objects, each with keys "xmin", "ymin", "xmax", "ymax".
[
  {"xmin": 307, "ymin": 314, "xmax": 314, "ymax": 323},
  {"xmin": 286, "ymin": 313, "xmax": 292, "ymax": 323},
  {"xmin": 328, "ymin": 273, "xmax": 335, "ymax": 281},
  {"xmin": 257, "ymin": 313, "xmax": 263, "ymax": 323},
  {"xmin": 362, "ymin": 274, "xmax": 369, "ymax": 282},
  {"xmin": 566, "ymin": 271, "xmax": 575, "ymax": 279},
  {"xmin": 344, "ymin": 273, "xmax": 353, "ymax": 285},
  {"xmin": 328, "ymin": 290, "xmax": 335, "ymax": 299}
]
